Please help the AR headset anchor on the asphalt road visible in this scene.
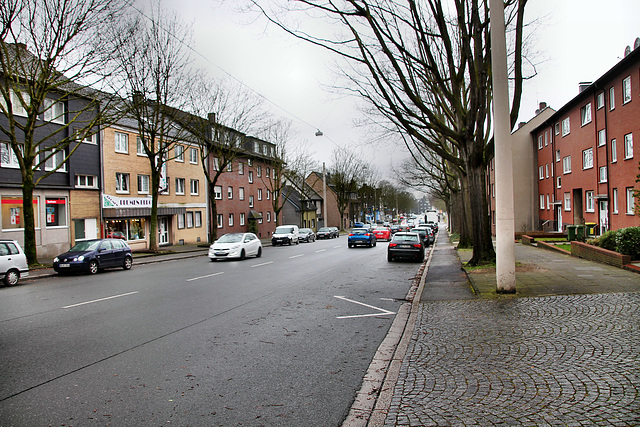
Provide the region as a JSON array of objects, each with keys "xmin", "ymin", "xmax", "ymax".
[{"xmin": 0, "ymin": 237, "xmax": 421, "ymax": 426}]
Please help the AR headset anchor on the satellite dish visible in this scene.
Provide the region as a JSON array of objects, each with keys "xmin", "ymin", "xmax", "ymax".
[
  {"xmin": 624, "ymin": 45, "xmax": 631, "ymax": 57},
  {"xmin": 634, "ymin": 37, "xmax": 640, "ymax": 50}
]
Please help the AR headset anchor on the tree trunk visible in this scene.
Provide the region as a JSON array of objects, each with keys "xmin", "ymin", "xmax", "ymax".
[
  {"xmin": 21, "ymin": 178, "xmax": 38, "ymax": 265},
  {"xmin": 208, "ymin": 183, "xmax": 218, "ymax": 243},
  {"xmin": 466, "ymin": 163, "xmax": 496, "ymax": 265},
  {"xmin": 149, "ymin": 173, "xmax": 159, "ymax": 251}
]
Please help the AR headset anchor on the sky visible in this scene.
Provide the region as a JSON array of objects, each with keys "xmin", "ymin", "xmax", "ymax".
[{"xmin": 159, "ymin": 0, "xmax": 640, "ymax": 184}]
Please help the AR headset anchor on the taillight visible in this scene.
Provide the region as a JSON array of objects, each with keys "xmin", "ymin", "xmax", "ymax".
[
  {"xmin": 389, "ymin": 243, "xmax": 397, "ymax": 247},
  {"xmin": 413, "ymin": 244, "xmax": 422, "ymax": 248}
]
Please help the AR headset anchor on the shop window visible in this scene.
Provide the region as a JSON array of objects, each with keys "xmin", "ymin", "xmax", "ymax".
[
  {"xmin": 105, "ymin": 218, "xmax": 146, "ymax": 240},
  {"xmin": 1, "ymin": 197, "xmax": 39, "ymax": 230},
  {"xmin": 46, "ymin": 198, "xmax": 67, "ymax": 227}
]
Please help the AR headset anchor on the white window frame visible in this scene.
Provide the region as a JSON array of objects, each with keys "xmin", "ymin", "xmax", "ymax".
[
  {"xmin": 546, "ymin": 194, "xmax": 550, "ymax": 210},
  {"xmin": 115, "ymin": 172, "xmax": 130, "ymax": 194},
  {"xmin": 177, "ymin": 213, "xmax": 185, "ymax": 229},
  {"xmin": 267, "ymin": 211, "xmax": 271, "ymax": 222},
  {"xmin": 561, "ymin": 117, "xmax": 570, "ymax": 136},
  {"xmin": 611, "ymin": 139, "xmax": 617, "ymax": 163},
  {"xmin": 115, "ymin": 132, "xmax": 129, "ymax": 154},
  {"xmin": 238, "ymin": 162, "xmax": 244, "ymax": 175},
  {"xmin": 175, "ymin": 178, "xmax": 185, "ymax": 195},
  {"xmin": 539, "ymin": 194, "xmax": 545, "ymax": 210},
  {"xmin": 195, "ymin": 211, "xmax": 202, "ymax": 227},
  {"xmin": 554, "ymin": 123, "xmax": 560, "ymax": 135},
  {"xmin": 75, "ymin": 174, "xmax": 97, "ymax": 189},
  {"xmin": 564, "ymin": 193, "xmax": 571, "ymax": 211},
  {"xmin": 624, "ymin": 133, "xmax": 633, "ymax": 159},
  {"xmin": 538, "ymin": 135, "xmax": 543, "ymax": 150},
  {"xmin": 137, "ymin": 174, "xmax": 150, "ymax": 194},
  {"xmin": 43, "ymin": 98, "xmax": 65, "ymax": 124},
  {"xmin": 249, "ymin": 195, "xmax": 254, "ymax": 208},
  {"xmin": 44, "ymin": 149, "xmax": 66, "ymax": 172},
  {"xmin": 214, "ymin": 185, "xmax": 222, "ymax": 200},
  {"xmin": 626, "ymin": 188, "xmax": 635, "ymax": 214},
  {"xmin": 240, "ymin": 212, "xmax": 245, "ymax": 226},
  {"xmin": 555, "ymin": 150, "xmax": 561, "ymax": 163},
  {"xmin": 248, "ymin": 171, "xmax": 254, "ymax": 183},
  {"xmin": 545, "ymin": 164, "xmax": 549, "ymax": 178},
  {"xmin": 580, "ymin": 103, "xmax": 592, "ymax": 126},
  {"xmin": 228, "ymin": 213, "xmax": 234, "ymax": 227},
  {"xmin": 257, "ymin": 165, "xmax": 262, "ymax": 177},
  {"xmin": 612, "ymin": 188, "xmax": 618, "ymax": 214},
  {"xmin": 609, "ymin": 86, "xmax": 615, "ymax": 110},
  {"xmin": 544, "ymin": 131, "xmax": 548, "ymax": 146},
  {"xmin": 585, "ymin": 191, "xmax": 595, "ymax": 213},
  {"xmin": 538, "ymin": 166, "xmax": 544, "ymax": 180},
  {"xmin": 137, "ymin": 137, "xmax": 146, "ymax": 156},
  {"xmin": 213, "ymin": 157, "xmax": 220, "ymax": 171},
  {"xmin": 3, "ymin": 89, "xmax": 30, "ymax": 117},
  {"xmin": 190, "ymin": 179, "xmax": 199, "ymax": 195},
  {"xmin": 227, "ymin": 186, "xmax": 233, "ymax": 199},
  {"xmin": 186, "ymin": 211, "xmax": 194, "ymax": 228},
  {"xmin": 582, "ymin": 148, "xmax": 593, "ymax": 169},
  {"xmin": 175, "ymin": 145, "xmax": 184, "ymax": 162},
  {"xmin": 189, "ymin": 147, "xmax": 198, "ymax": 164},
  {"xmin": 596, "ymin": 92, "xmax": 605, "ymax": 109},
  {"xmin": 217, "ymin": 214, "xmax": 223, "ymax": 228},
  {"xmin": 562, "ymin": 156, "xmax": 571, "ymax": 174},
  {"xmin": 599, "ymin": 166, "xmax": 607, "ymax": 183},
  {"xmin": 622, "ymin": 76, "xmax": 631, "ymax": 104},
  {"xmin": 556, "ymin": 176, "xmax": 561, "ymax": 188},
  {"xmin": 598, "ymin": 129, "xmax": 606, "ymax": 147},
  {"xmin": 258, "ymin": 188, "xmax": 262, "ymax": 200},
  {"xmin": 1, "ymin": 142, "xmax": 21, "ymax": 168}
]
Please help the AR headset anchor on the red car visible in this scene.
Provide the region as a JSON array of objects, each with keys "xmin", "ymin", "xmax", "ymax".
[{"xmin": 372, "ymin": 226, "xmax": 391, "ymax": 241}]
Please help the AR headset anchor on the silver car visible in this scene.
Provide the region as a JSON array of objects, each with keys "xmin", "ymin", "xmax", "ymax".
[{"xmin": 0, "ymin": 240, "xmax": 29, "ymax": 286}]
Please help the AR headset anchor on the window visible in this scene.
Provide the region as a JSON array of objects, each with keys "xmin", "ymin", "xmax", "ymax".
[
  {"xmin": 564, "ymin": 193, "xmax": 571, "ymax": 211},
  {"xmin": 611, "ymin": 139, "xmax": 617, "ymax": 162},
  {"xmin": 216, "ymin": 214, "xmax": 223, "ymax": 228},
  {"xmin": 114, "ymin": 132, "xmax": 128, "ymax": 153},
  {"xmin": 599, "ymin": 166, "xmax": 607, "ymax": 183},
  {"xmin": 195, "ymin": 211, "xmax": 202, "ymax": 227},
  {"xmin": 248, "ymin": 158, "xmax": 253, "ymax": 166},
  {"xmin": 266, "ymin": 167, "xmax": 270, "ymax": 178},
  {"xmin": 213, "ymin": 157, "xmax": 220, "ymax": 171},
  {"xmin": 612, "ymin": 188, "xmax": 618, "ymax": 213},
  {"xmin": 544, "ymin": 132, "xmax": 548, "ymax": 146},
  {"xmin": 266, "ymin": 189, "xmax": 270, "ymax": 200},
  {"xmin": 257, "ymin": 166, "xmax": 262, "ymax": 177},
  {"xmin": 546, "ymin": 194, "xmax": 550, "ymax": 210},
  {"xmin": 609, "ymin": 86, "xmax": 615, "ymax": 110},
  {"xmin": 44, "ymin": 149, "xmax": 66, "ymax": 172},
  {"xmin": 1, "ymin": 142, "xmax": 21, "ymax": 168},
  {"xmin": 2, "ymin": 89, "xmax": 30, "ymax": 117},
  {"xmin": 624, "ymin": 133, "xmax": 633, "ymax": 159},
  {"xmin": 539, "ymin": 195, "xmax": 545, "ymax": 210},
  {"xmin": 75, "ymin": 174, "xmax": 97, "ymax": 188},
  {"xmin": 187, "ymin": 147, "xmax": 197, "ymax": 164},
  {"xmin": 258, "ymin": 212, "xmax": 263, "ymax": 224},
  {"xmin": 561, "ymin": 117, "xmax": 570, "ymax": 136},
  {"xmin": 44, "ymin": 99, "xmax": 65, "ymax": 124},
  {"xmin": 177, "ymin": 213, "xmax": 185, "ymax": 229},
  {"xmin": 554, "ymin": 123, "xmax": 560, "ymax": 135},
  {"xmin": 45, "ymin": 198, "xmax": 67, "ymax": 227},
  {"xmin": 585, "ymin": 191, "xmax": 594, "ymax": 212},
  {"xmin": 228, "ymin": 213, "xmax": 234, "ymax": 227},
  {"xmin": 545, "ymin": 164, "xmax": 549, "ymax": 178},
  {"xmin": 248, "ymin": 171, "xmax": 253, "ymax": 183},
  {"xmin": 239, "ymin": 187, "xmax": 245, "ymax": 200},
  {"xmin": 267, "ymin": 211, "xmax": 271, "ymax": 222},
  {"xmin": 227, "ymin": 162, "xmax": 233, "ymax": 172},
  {"xmin": 115, "ymin": 173, "xmax": 129, "ymax": 193},
  {"xmin": 1, "ymin": 196, "xmax": 39, "ymax": 229},
  {"xmin": 137, "ymin": 137, "xmax": 146, "ymax": 156},
  {"xmin": 258, "ymin": 188, "xmax": 262, "ymax": 200},
  {"xmin": 538, "ymin": 135, "xmax": 543, "ymax": 149},
  {"xmin": 622, "ymin": 76, "xmax": 631, "ymax": 104},
  {"xmin": 249, "ymin": 195, "xmax": 254, "ymax": 208},
  {"xmin": 598, "ymin": 129, "xmax": 606, "ymax": 147},
  {"xmin": 626, "ymin": 188, "xmax": 636, "ymax": 214},
  {"xmin": 562, "ymin": 156, "xmax": 571, "ymax": 174},
  {"xmin": 555, "ymin": 150, "xmax": 561, "ymax": 162},
  {"xmin": 190, "ymin": 179, "xmax": 199, "ymax": 195},
  {"xmin": 214, "ymin": 185, "xmax": 222, "ymax": 200},
  {"xmin": 186, "ymin": 211, "xmax": 194, "ymax": 228},
  {"xmin": 596, "ymin": 92, "xmax": 605, "ymax": 109},
  {"xmin": 175, "ymin": 145, "xmax": 184, "ymax": 162},
  {"xmin": 175, "ymin": 178, "xmax": 185, "ymax": 195},
  {"xmin": 557, "ymin": 176, "xmax": 561, "ymax": 188},
  {"xmin": 137, "ymin": 174, "xmax": 149, "ymax": 194},
  {"xmin": 240, "ymin": 212, "xmax": 245, "ymax": 226},
  {"xmin": 582, "ymin": 148, "xmax": 593, "ymax": 169},
  {"xmin": 580, "ymin": 103, "xmax": 592, "ymax": 126},
  {"xmin": 238, "ymin": 162, "xmax": 244, "ymax": 175}
]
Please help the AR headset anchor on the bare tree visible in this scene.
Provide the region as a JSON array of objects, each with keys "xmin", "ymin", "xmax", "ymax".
[
  {"xmin": 104, "ymin": 1, "xmax": 195, "ymax": 251},
  {"xmin": 329, "ymin": 146, "xmax": 368, "ymax": 230},
  {"xmin": 250, "ymin": 0, "xmax": 531, "ymax": 265},
  {"xmin": 0, "ymin": 0, "xmax": 129, "ymax": 264}
]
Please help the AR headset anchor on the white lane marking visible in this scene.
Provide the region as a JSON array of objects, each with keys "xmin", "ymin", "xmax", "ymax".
[
  {"xmin": 334, "ymin": 295, "xmax": 395, "ymax": 319},
  {"xmin": 315, "ymin": 249, "xmax": 326, "ymax": 253},
  {"xmin": 333, "ymin": 245, "xmax": 342, "ymax": 249},
  {"xmin": 251, "ymin": 261, "xmax": 273, "ymax": 268},
  {"xmin": 289, "ymin": 254, "xmax": 304, "ymax": 259},
  {"xmin": 187, "ymin": 272, "xmax": 224, "ymax": 282},
  {"xmin": 62, "ymin": 292, "xmax": 139, "ymax": 309}
]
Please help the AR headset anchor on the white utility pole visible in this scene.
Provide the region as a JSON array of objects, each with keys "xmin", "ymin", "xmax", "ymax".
[
  {"xmin": 490, "ymin": 0, "xmax": 516, "ymax": 292},
  {"xmin": 322, "ymin": 162, "xmax": 328, "ymax": 227}
]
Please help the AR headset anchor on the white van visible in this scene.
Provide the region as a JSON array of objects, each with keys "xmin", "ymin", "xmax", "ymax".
[{"xmin": 271, "ymin": 225, "xmax": 299, "ymax": 246}]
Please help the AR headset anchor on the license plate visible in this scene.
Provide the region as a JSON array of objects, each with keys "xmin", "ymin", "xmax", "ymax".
[
  {"xmin": 215, "ymin": 252, "xmax": 226, "ymax": 256},
  {"xmin": 59, "ymin": 263, "xmax": 70, "ymax": 267},
  {"xmin": 399, "ymin": 245, "xmax": 411, "ymax": 249}
]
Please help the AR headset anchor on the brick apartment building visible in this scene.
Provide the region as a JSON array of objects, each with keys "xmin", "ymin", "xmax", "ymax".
[{"xmin": 534, "ymin": 45, "xmax": 640, "ymax": 234}]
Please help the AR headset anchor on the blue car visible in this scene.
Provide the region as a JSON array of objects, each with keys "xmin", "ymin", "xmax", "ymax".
[
  {"xmin": 348, "ymin": 228, "xmax": 377, "ymax": 248},
  {"xmin": 53, "ymin": 238, "xmax": 133, "ymax": 275}
]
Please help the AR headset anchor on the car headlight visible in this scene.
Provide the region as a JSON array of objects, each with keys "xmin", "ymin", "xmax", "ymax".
[
  {"xmin": 78, "ymin": 255, "xmax": 85, "ymax": 261},
  {"xmin": 54, "ymin": 257, "xmax": 59, "ymax": 263}
]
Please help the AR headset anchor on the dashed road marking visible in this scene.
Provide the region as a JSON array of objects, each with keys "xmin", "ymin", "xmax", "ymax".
[
  {"xmin": 62, "ymin": 292, "xmax": 139, "ymax": 309},
  {"xmin": 187, "ymin": 272, "xmax": 224, "ymax": 282}
]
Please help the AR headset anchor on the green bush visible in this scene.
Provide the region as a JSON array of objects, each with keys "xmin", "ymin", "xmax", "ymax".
[
  {"xmin": 615, "ymin": 227, "xmax": 640, "ymax": 257},
  {"xmin": 593, "ymin": 230, "xmax": 619, "ymax": 251}
]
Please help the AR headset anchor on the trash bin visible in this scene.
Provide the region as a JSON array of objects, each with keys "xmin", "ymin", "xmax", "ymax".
[
  {"xmin": 585, "ymin": 222, "xmax": 597, "ymax": 237},
  {"xmin": 576, "ymin": 224, "xmax": 585, "ymax": 241},
  {"xmin": 567, "ymin": 225, "xmax": 577, "ymax": 241}
]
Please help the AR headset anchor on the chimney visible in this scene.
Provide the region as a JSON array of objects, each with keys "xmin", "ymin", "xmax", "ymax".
[
  {"xmin": 534, "ymin": 102, "xmax": 548, "ymax": 115},
  {"xmin": 518, "ymin": 122, "xmax": 526, "ymax": 129},
  {"xmin": 579, "ymin": 82, "xmax": 592, "ymax": 93},
  {"xmin": 208, "ymin": 112, "xmax": 216, "ymax": 123}
]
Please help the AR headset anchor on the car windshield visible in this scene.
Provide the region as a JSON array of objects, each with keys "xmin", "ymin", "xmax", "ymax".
[
  {"xmin": 351, "ymin": 228, "xmax": 367, "ymax": 234},
  {"xmin": 69, "ymin": 240, "xmax": 101, "ymax": 251},
  {"xmin": 300, "ymin": 229, "xmax": 312, "ymax": 233},
  {"xmin": 275, "ymin": 226, "xmax": 293, "ymax": 234},
  {"xmin": 217, "ymin": 234, "xmax": 243, "ymax": 243},
  {"xmin": 318, "ymin": 228, "xmax": 330, "ymax": 232},
  {"xmin": 393, "ymin": 234, "xmax": 419, "ymax": 242}
]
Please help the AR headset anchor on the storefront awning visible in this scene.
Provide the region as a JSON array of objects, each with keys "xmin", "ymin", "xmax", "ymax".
[
  {"xmin": 248, "ymin": 209, "xmax": 263, "ymax": 219},
  {"xmin": 103, "ymin": 207, "xmax": 186, "ymax": 218}
]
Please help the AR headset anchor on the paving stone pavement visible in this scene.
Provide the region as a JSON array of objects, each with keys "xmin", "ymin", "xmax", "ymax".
[{"xmin": 382, "ymin": 235, "xmax": 640, "ymax": 427}]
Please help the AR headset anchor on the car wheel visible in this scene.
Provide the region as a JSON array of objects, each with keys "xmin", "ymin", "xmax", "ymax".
[
  {"xmin": 387, "ymin": 254, "xmax": 393, "ymax": 262},
  {"xmin": 256, "ymin": 247, "xmax": 262, "ymax": 258},
  {"xmin": 373, "ymin": 240, "xmax": 377, "ymax": 247},
  {"xmin": 240, "ymin": 249, "xmax": 246, "ymax": 260},
  {"xmin": 348, "ymin": 243, "xmax": 353, "ymax": 248},
  {"xmin": 4, "ymin": 269, "xmax": 19, "ymax": 286},
  {"xmin": 123, "ymin": 256, "xmax": 133, "ymax": 270},
  {"xmin": 88, "ymin": 260, "xmax": 99, "ymax": 275},
  {"xmin": 295, "ymin": 239, "xmax": 299, "ymax": 245},
  {"xmin": 210, "ymin": 258, "xmax": 217, "ymax": 262}
]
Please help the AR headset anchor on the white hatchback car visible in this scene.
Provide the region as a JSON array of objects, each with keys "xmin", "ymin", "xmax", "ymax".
[
  {"xmin": 209, "ymin": 233, "xmax": 263, "ymax": 261},
  {"xmin": 0, "ymin": 239, "xmax": 29, "ymax": 286}
]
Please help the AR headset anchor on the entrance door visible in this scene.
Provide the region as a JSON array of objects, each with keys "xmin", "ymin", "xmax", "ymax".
[
  {"xmin": 158, "ymin": 217, "xmax": 169, "ymax": 245},
  {"xmin": 557, "ymin": 206, "xmax": 563, "ymax": 232},
  {"xmin": 599, "ymin": 201, "xmax": 609, "ymax": 234}
]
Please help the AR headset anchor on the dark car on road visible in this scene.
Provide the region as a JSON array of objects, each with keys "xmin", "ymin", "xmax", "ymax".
[
  {"xmin": 299, "ymin": 228, "xmax": 316, "ymax": 243},
  {"xmin": 53, "ymin": 239, "xmax": 133, "ymax": 275},
  {"xmin": 410, "ymin": 226, "xmax": 433, "ymax": 247},
  {"xmin": 329, "ymin": 227, "xmax": 340, "ymax": 238},
  {"xmin": 316, "ymin": 227, "xmax": 334, "ymax": 239},
  {"xmin": 348, "ymin": 228, "xmax": 377, "ymax": 248},
  {"xmin": 387, "ymin": 232, "xmax": 424, "ymax": 262}
]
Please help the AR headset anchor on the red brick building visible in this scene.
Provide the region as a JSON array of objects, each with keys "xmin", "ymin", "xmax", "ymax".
[{"xmin": 534, "ymin": 45, "xmax": 640, "ymax": 234}]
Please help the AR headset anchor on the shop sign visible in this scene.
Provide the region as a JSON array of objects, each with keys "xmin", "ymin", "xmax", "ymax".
[{"xmin": 102, "ymin": 194, "xmax": 152, "ymax": 209}]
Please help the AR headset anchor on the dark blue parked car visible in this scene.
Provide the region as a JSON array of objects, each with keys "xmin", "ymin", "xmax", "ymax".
[
  {"xmin": 53, "ymin": 238, "xmax": 133, "ymax": 275},
  {"xmin": 347, "ymin": 228, "xmax": 377, "ymax": 248}
]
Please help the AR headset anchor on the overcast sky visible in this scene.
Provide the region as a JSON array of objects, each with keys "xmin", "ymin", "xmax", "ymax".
[{"xmin": 160, "ymin": 0, "xmax": 640, "ymax": 183}]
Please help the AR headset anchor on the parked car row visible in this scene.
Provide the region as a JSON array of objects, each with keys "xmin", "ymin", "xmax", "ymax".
[{"xmin": 316, "ymin": 227, "xmax": 340, "ymax": 239}]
